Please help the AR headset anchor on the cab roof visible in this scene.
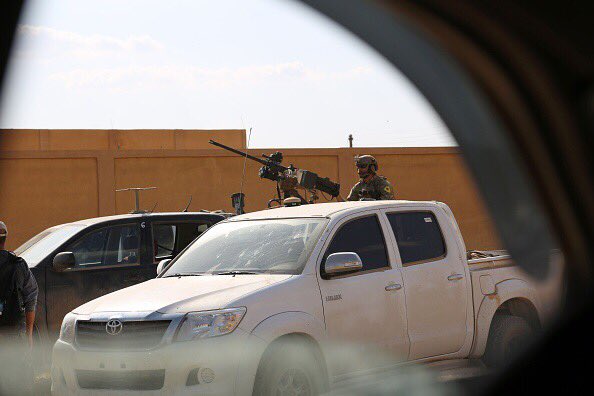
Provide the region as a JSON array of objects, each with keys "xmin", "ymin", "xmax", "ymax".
[
  {"xmin": 228, "ymin": 200, "xmax": 440, "ymax": 221},
  {"xmin": 64, "ymin": 212, "xmax": 227, "ymax": 227}
]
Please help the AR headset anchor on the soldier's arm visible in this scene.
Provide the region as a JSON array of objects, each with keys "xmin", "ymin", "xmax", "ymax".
[
  {"xmin": 19, "ymin": 259, "xmax": 38, "ymax": 313},
  {"xmin": 16, "ymin": 259, "xmax": 38, "ymax": 346},
  {"xmin": 26, "ymin": 311, "xmax": 35, "ymax": 347},
  {"xmin": 378, "ymin": 181, "xmax": 395, "ymax": 200}
]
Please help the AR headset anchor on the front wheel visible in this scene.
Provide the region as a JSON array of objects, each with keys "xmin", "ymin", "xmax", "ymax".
[
  {"xmin": 483, "ymin": 314, "xmax": 533, "ymax": 367},
  {"xmin": 253, "ymin": 340, "xmax": 325, "ymax": 396}
]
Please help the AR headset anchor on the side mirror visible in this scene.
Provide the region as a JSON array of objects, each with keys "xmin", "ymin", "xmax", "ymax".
[
  {"xmin": 53, "ymin": 252, "xmax": 75, "ymax": 272},
  {"xmin": 157, "ymin": 259, "xmax": 171, "ymax": 276},
  {"xmin": 324, "ymin": 252, "xmax": 363, "ymax": 277}
]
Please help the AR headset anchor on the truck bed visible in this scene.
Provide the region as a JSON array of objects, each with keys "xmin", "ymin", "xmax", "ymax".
[
  {"xmin": 467, "ymin": 250, "xmax": 513, "ymax": 271},
  {"xmin": 466, "ymin": 248, "xmax": 563, "ymax": 331}
]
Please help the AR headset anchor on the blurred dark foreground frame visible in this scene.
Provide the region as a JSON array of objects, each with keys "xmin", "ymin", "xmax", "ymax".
[
  {"xmin": 299, "ymin": 0, "xmax": 594, "ymax": 394},
  {"xmin": 1, "ymin": 0, "xmax": 593, "ymax": 394}
]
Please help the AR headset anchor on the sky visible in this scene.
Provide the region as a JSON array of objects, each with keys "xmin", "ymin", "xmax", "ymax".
[{"xmin": 0, "ymin": 0, "xmax": 455, "ymax": 148}]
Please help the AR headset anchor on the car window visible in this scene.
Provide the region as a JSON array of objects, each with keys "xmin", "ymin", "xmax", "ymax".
[
  {"xmin": 15, "ymin": 224, "xmax": 86, "ymax": 265},
  {"xmin": 323, "ymin": 215, "xmax": 389, "ymax": 273},
  {"xmin": 67, "ymin": 224, "xmax": 140, "ymax": 267},
  {"xmin": 164, "ymin": 219, "xmax": 327, "ymax": 275},
  {"xmin": 105, "ymin": 225, "xmax": 141, "ymax": 266},
  {"xmin": 154, "ymin": 224, "xmax": 176, "ymax": 259},
  {"xmin": 68, "ymin": 228, "xmax": 108, "ymax": 266},
  {"xmin": 152, "ymin": 222, "xmax": 210, "ymax": 261},
  {"xmin": 387, "ymin": 212, "xmax": 446, "ymax": 265}
]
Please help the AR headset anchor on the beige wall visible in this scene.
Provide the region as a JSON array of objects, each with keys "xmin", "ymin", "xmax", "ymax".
[
  {"xmin": 0, "ymin": 129, "xmax": 500, "ymax": 251},
  {"xmin": 0, "ymin": 158, "xmax": 99, "ymax": 247},
  {"xmin": 0, "ymin": 129, "xmax": 246, "ymax": 151},
  {"xmin": 113, "ymin": 154, "xmax": 341, "ymax": 215}
]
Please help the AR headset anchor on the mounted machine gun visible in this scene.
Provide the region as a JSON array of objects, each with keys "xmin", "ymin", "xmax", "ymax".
[{"xmin": 209, "ymin": 140, "xmax": 341, "ymax": 208}]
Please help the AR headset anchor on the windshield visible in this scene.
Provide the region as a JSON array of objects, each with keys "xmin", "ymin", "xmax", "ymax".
[
  {"xmin": 15, "ymin": 224, "xmax": 86, "ymax": 265},
  {"xmin": 163, "ymin": 218, "xmax": 328, "ymax": 276}
]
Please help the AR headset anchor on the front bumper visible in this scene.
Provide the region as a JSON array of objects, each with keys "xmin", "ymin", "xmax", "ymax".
[{"xmin": 51, "ymin": 327, "xmax": 262, "ymax": 396}]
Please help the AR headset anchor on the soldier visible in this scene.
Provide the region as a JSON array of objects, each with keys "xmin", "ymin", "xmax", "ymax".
[
  {"xmin": 347, "ymin": 155, "xmax": 395, "ymax": 201},
  {"xmin": 0, "ymin": 221, "xmax": 38, "ymax": 395}
]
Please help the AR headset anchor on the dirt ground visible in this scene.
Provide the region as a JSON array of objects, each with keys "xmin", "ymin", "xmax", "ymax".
[{"xmin": 35, "ymin": 372, "xmax": 51, "ymax": 395}]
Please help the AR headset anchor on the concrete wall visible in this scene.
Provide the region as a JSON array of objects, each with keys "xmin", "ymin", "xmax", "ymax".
[
  {"xmin": 0, "ymin": 129, "xmax": 246, "ymax": 151},
  {"xmin": 0, "ymin": 129, "xmax": 500, "ymax": 250},
  {"xmin": 0, "ymin": 158, "xmax": 99, "ymax": 247}
]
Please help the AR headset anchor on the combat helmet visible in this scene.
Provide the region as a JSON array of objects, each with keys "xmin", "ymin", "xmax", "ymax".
[{"xmin": 355, "ymin": 155, "xmax": 378, "ymax": 172}]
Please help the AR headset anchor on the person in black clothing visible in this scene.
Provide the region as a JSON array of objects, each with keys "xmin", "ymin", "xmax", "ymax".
[{"xmin": 0, "ymin": 221, "xmax": 38, "ymax": 395}]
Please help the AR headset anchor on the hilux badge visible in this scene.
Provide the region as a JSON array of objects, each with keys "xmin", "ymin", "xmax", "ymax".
[{"xmin": 106, "ymin": 319, "xmax": 123, "ymax": 335}]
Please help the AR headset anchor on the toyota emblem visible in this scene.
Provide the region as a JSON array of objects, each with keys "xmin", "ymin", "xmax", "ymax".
[{"xmin": 106, "ymin": 319, "xmax": 123, "ymax": 335}]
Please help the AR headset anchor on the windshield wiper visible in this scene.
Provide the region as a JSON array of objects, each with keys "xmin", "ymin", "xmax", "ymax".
[
  {"xmin": 162, "ymin": 273, "xmax": 204, "ymax": 278},
  {"xmin": 214, "ymin": 270, "xmax": 259, "ymax": 275}
]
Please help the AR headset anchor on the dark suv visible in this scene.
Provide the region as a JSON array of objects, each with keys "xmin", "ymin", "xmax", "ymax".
[{"xmin": 15, "ymin": 212, "xmax": 227, "ymax": 343}]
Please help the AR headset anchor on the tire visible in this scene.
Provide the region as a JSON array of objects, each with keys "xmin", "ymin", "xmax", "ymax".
[
  {"xmin": 483, "ymin": 314, "xmax": 533, "ymax": 368},
  {"xmin": 253, "ymin": 339, "xmax": 325, "ymax": 396}
]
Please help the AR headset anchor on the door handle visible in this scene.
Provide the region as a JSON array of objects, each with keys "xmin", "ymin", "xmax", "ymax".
[
  {"xmin": 385, "ymin": 283, "xmax": 402, "ymax": 291},
  {"xmin": 448, "ymin": 274, "xmax": 464, "ymax": 281}
]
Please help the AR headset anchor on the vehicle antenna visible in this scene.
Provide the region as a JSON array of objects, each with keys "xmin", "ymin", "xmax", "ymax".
[
  {"xmin": 239, "ymin": 127, "xmax": 253, "ymax": 202},
  {"xmin": 182, "ymin": 195, "xmax": 193, "ymax": 212},
  {"xmin": 149, "ymin": 202, "xmax": 158, "ymax": 213}
]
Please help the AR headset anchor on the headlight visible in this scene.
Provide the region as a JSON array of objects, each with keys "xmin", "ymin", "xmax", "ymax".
[
  {"xmin": 59, "ymin": 312, "xmax": 77, "ymax": 344},
  {"xmin": 175, "ymin": 307, "xmax": 246, "ymax": 342}
]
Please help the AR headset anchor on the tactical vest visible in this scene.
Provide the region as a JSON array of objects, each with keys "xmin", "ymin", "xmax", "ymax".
[{"xmin": 360, "ymin": 176, "xmax": 388, "ymax": 200}]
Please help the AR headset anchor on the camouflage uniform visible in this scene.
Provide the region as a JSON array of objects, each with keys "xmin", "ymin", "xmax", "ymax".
[{"xmin": 347, "ymin": 175, "xmax": 395, "ymax": 201}]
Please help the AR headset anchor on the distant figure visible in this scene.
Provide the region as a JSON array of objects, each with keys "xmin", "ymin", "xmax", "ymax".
[
  {"xmin": 0, "ymin": 221, "xmax": 38, "ymax": 395},
  {"xmin": 347, "ymin": 155, "xmax": 395, "ymax": 201}
]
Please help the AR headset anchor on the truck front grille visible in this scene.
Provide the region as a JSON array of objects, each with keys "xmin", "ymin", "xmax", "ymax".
[
  {"xmin": 75, "ymin": 320, "xmax": 171, "ymax": 350},
  {"xmin": 76, "ymin": 369, "xmax": 165, "ymax": 390}
]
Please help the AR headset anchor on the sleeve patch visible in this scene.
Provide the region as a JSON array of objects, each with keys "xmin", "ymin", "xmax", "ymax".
[{"xmin": 384, "ymin": 186, "xmax": 391, "ymax": 193}]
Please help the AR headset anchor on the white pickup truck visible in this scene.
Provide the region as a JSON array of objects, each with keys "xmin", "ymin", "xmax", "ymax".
[{"xmin": 51, "ymin": 201, "xmax": 562, "ymax": 395}]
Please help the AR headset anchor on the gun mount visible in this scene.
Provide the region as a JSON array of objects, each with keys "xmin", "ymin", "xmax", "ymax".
[{"xmin": 209, "ymin": 140, "xmax": 341, "ymax": 207}]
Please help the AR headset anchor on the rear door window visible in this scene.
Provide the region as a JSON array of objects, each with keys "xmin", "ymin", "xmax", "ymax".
[
  {"xmin": 387, "ymin": 212, "xmax": 446, "ymax": 265},
  {"xmin": 152, "ymin": 222, "xmax": 210, "ymax": 261},
  {"xmin": 322, "ymin": 215, "xmax": 389, "ymax": 273}
]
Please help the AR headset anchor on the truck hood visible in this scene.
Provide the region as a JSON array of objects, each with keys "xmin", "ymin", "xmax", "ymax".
[{"xmin": 72, "ymin": 274, "xmax": 292, "ymax": 315}]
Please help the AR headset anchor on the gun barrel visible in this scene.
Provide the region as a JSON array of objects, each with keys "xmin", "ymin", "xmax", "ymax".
[
  {"xmin": 209, "ymin": 140, "xmax": 271, "ymax": 167},
  {"xmin": 209, "ymin": 139, "xmax": 340, "ymax": 200}
]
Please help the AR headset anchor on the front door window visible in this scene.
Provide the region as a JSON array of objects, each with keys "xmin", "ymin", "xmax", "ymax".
[
  {"xmin": 322, "ymin": 215, "xmax": 389, "ymax": 275},
  {"xmin": 67, "ymin": 224, "xmax": 141, "ymax": 267}
]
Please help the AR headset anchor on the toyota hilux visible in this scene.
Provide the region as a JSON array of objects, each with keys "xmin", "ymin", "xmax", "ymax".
[{"xmin": 51, "ymin": 201, "xmax": 562, "ymax": 395}]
